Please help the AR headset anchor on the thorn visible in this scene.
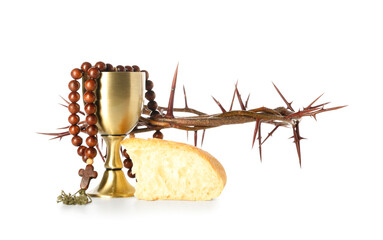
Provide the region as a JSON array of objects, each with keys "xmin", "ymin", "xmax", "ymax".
[
  {"xmin": 60, "ymin": 95, "xmax": 70, "ymax": 105},
  {"xmin": 235, "ymin": 82, "xmax": 246, "ymax": 110},
  {"xmin": 57, "ymin": 125, "xmax": 70, "ymax": 130},
  {"xmin": 201, "ymin": 129, "xmax": 206, "ymax": 147},
  {"xmin": 164, "ymin": 63, "xmax": 179, "ymax": 118},
  {"xmin": 212, "ymin": 96, "xmax": 227, "ymax": 113},
  {"xmin": 292, "ymin": 122, "xmax": 302, "ymax": 168},
  {"xmin": 261, "ymin": 125, "xmax": 280, "ymax": 145},
  {"xmin": 59, "ymin": 103, "xmax": 68, "ymax": 108},
  {"xmin": 245, "ymin": 94, "xmax": 250, "ymax": 109},
  {"xmin": 272, "ymin": 82, "xmax": 294, "ymax": 111},
  {"xmin": 229, "ymin": 85, "xmax": 237, "ymax": 111},
  {"xmin": 252, "ymin": 119, "xmax": 261, "ymax": 149},
  {"xmin": 183, "ymin": 85, "xmax": 189, "ymax": 109},
  {"xmin": 194, "ymin": 131, "xmax": 198, "ymax": 147},
  {"xmin": 315, "ymin": 105, "xmax": 347, "ymax": 114},
  {"xmin": 258, "ymin": 121, "xmax": 262, "ymax": 162},
  {"xmin": 305, "ymin": 93, "xmax": 324, "ymax": 110}
]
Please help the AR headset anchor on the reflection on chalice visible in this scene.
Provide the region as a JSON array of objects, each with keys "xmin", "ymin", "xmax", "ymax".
[{"xmin": 83, "ymin": 72, "xmax": 144, "ymax": 198}]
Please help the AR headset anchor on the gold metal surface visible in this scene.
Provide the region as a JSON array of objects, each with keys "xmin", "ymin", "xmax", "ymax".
[{"xmin": 83, "ymin": 72, "xmax": 144, "ymax": 198}]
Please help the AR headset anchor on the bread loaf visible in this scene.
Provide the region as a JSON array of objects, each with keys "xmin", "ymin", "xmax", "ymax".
[{"xmin": 121, "ymin": 138, "xmax": 226, "ymax": 201}]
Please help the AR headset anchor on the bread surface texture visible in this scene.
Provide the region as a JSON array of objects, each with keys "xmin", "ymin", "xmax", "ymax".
[{"xmin": 121, "ymin": 138, "xmax": 226, "ymax": 201}]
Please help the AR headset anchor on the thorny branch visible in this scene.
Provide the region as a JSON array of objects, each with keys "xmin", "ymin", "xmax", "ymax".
[{"xmin": 41, "ymin": 65, "xmax": 346, "ymax": 167}]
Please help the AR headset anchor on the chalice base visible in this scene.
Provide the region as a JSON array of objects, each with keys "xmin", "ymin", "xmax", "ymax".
[{"xmin": 88, "ymin": 169, "xmax": 135, "ymax": 198}]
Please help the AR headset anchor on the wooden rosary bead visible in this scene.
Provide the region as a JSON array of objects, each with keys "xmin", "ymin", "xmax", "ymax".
[
  {"xmin": 86, "ymin": 136, "xmax": 98, "ymax": 147},
  {"xmin": 85, "ymin": 147, "xmax": 97, "ymax": 158},
  {"xmin": 125, "ymin": 65, "xmax": 133, "ymax": 72},
  {"xmin": 123, "ymin": 158, "xmax": 133, "ymax": 169},
  {"xmin": 86, "ymin": 158, "xmax": 94, "ymax": 165},
  {"xmin": 82, "ymin": 154, "xmax": 88, "ymax": 163},
  {"xmin": 145, "ymin": 90, "xmax": 156, "ymax": 101},
  {"xmin": 147, "ymin": 101, "xmax": 158, "ymax": 111},
  {"xmin": 132, "ymin": 65, "xmax": 140, "ymax": 72},
  {"xmin": 127, "ymin": 168, "xmax": 135, "ymax": 178},
  {"xmin": 68, "ymin": 102, "xmax": 80, "ymax": 114},
  {"xmin": 68, "ymin": 92, "xmax": 80, "ymax": 102},
  {"xmin": 106, "ymin": 63, "xmax": 114, "ymax": 71},
  {"xmin": 72, "ymin": 136, "xmax": 83, "ymax": 146},
  {"xmin": 153, "ymin": 130, "xmax": 163, "ymax": 139},
  {"xmin": 86, "ymin": 114, "xmax": 97, "ymax": 125},
  {"xmin": 84, "ymin": 79, "xmax": 97, "ymax": 91},
  {"xmin": 69, "ymin": 125, "xmax": 80, "ymax": 135},
  {"xmin": 84, "ymin": 103, "xmax": 97, "ymax": 114},
  {"xmin": 86, "ymin": 125, "xmax": 98, "ymax": 136},
  {"xmin": 68, "ymin": 114, "xmax": 80, "ymax": 125},
  {"xmin": 77, "ymin": 146, "xmax": 87, "ymax": 156},
  {"xmin": 83, "ymin": 91, "xmax": 96, "ymax": 103},
  {"xmin": 141, "ymin": 70, "xmax": 149, "ymax": 80},
  {"xmin": 81, "ymin": 62, "xmax": 92, "ymax": 72},
  {"xmin": 150, "ymin": 110, "xmax": 161, "ymax": 118},
  {"xmin": 123, "ymin": 149, "xmax": 130, "ymax": 158},
  {"xmin": 95, "ymin": 61, "xmax": 106, "ymax": 71},
  {"xmin": 116, "ymin": 65, "xmax": 125, "ymax": 72},
  {"xmin": 146, "ymin": 80, "xmax": 154, "ymax": 90},
  {"xmin": 71, "ymin": 68, "xmax": 83, "ymax": 80},
  {"xmin": 87, "ymin": 67, "xmax": 101, "ymax": 79},
  {"xmin": 68, "ymin": 80, "xmax": 80, "ymax": 91}
]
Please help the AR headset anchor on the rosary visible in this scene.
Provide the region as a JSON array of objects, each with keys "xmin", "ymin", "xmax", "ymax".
[{"xmin": 59, "ymin": 61, "xmax": 162, "ymax": 204}]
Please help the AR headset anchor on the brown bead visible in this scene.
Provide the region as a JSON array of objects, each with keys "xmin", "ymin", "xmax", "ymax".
[
  {"xmin": 82, "ymin": 154, "xmax": 88, "ymax": 163},
  {"xmin": 72, "ymin": 136, "xmax": 83, "ymax": 146},
  {"xmin": 95, "ymin": 61, "xmax": 106, "ymax": 71},
  {"xmin": 71, "ymin": 68, "xmax": 83, "ymax": 80},
  {"xmin": 132, "ymin": 65, "xmax": 140, "ymax": 72},
  {"xmin": 69, "ymin": 125, "xmax": 80, "ymax": 135},
  {"xmin": 123, "ymin": 149, "xmax": 130, "ymax": 158},
  {"xmin": 106, "ymin": 63, "xmax": 114, "ymax": 71},
  {"xmin": 68, "ymin": 92, "xmax": 80, "ymax": 102},
  {"xmin": 145, "ymin": 90, "xmax": 156, "ymax": 101},
  {"xmin": 146, "ymin": 80, "xmax": 154, "ymax": 90},
  {"xmin": 124, "ymin": 158, "xmax": 133, "ymax": 169},
  {"xmin": 153, "ymin": 130, "xmax": 163, "ymax": 139},
  {"xmin": 85, "ymin": 79, "xmax": 97, "ymax": 91},
  {"xmin": 68, "ymin": 103, "xmax": 80, "ymax": 114},
  {"xmin": 87, "ymin": 67, "xmax": 101, "ymax": 79},
  {"xmin": 83, "ymin": 91, "xmax": 96, "ymax": 103},
  {"xmin": 116, "ymin": 65, "xmax": 125, "ymax": 72},
  {"xmin": 141, "ymin": 70, "xmax": 149, "ymax": 80},
  {"xmin": 150, "ymin": 110, "xmax": 161, "ymax": 118},
  {"xmin": 81, "ymin": 62, "xmax": 92, "ymax": 72},
  {"xmin": 86, "ymin": 136, "xmax": 98, "ymax": 147},
  {"xmin": 127, "ymin": 169, "xmax": 135, "ymax": 178},
  {"xmin": 86, "ymin": 114, "xmax": 97, "ymax": 125},
  {"xmin": 77, "ymin": 146, "xmax": 87, "ymax": 156},
  {"xmin": 68, "ymin": 114, "xmax": 80, "ymax": 125},
  {"xmin": 85, "ymin": 147, "xmax": 97, "ymax": 158},
  {"xmin": 84, "ymin": 103, "xmax": 97, "ymax": 114},
  {"xmin": 68, "ymin": 80, "xmax": 80, "ymax": 91},
  {"xmin": 86, "ymin": 125, "xmax": 98, "ymax": 136},
  {"xmin": 147, "ymin": 101, "xmax": 158, "ymax": 111},
  {"xmin": 125, "ymin": 66, "xmax": 133, "ymax": 72}
]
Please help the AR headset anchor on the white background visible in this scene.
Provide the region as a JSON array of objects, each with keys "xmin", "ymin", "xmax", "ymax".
[{"xmin": 0, "ymin": 0, "xmax": 382, "ymax": 239}]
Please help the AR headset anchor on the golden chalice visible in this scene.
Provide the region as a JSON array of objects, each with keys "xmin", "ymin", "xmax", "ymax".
[{"xmin": 82, "ymin": 72, "xmax": 144, "ymax": 198}]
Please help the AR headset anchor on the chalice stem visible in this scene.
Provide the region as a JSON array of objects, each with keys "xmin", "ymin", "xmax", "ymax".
[{"xmin": 88, "ymin": 135, "xmax": 135, "ymax": 198}]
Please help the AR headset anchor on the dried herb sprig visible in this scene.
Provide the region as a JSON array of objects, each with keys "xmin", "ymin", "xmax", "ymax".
[{"xmin": 57, "ymin": 189, "xmax": 92, "ymax": 205}]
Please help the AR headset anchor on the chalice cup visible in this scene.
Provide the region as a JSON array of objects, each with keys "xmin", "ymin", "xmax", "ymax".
[{"xmin": 83, "ymin": 72, "xmax": 144, "ymax": 198}]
